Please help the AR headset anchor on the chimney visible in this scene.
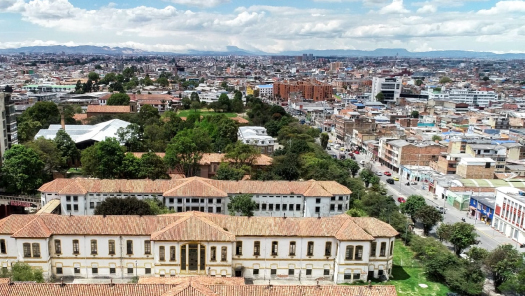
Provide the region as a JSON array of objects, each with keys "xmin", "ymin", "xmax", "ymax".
[{"xmin": 58, "ymin": 106, "xmax": 65, "ymax": 130}]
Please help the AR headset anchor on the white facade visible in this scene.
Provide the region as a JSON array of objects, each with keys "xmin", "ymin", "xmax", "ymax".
[
  {"xmin": 255, "ymin": 85, "xmax": 273, "ymax": 97},
  {"xmin": 0, "ymin": 212, "xmax": 397, "ymax": 284},
  {"xmin": 492, "ymin": 187, "xmax": 525, "ymax": 245},
  {"xmin": 237, "ymin": 126, "xmax": 276, "ymax": 154},
  {"xmin": 371, "ymin": 77, "xmax": 402, "ymax": 102},
  {"xmin": 428, "ymin": 89, "xmax": 498, "ymax": 107}
]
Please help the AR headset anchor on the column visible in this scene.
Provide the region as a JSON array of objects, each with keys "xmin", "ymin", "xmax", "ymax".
[
  {"xmin": 185, "ymin": 245, "xmax": 189, "ymax": 273},
  {"xmin": 197, "ymin": 244, "xmax": 201, "ymax": 273}
]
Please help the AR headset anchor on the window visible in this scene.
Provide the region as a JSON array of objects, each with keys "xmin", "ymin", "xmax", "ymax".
[
  {"xmin": 254, "ymin": 241, "xmax": 260, "ymax": 256},
  {"xmin": 380, "ymin": 242, "xmax": 386, "ymax": 257},
  {"xmin": 262, "ymin": 204, "xmax": 267, "ymax": 210},
  {"xmin": 339, "ymin": 196, "xmax": 343, "ymax": 201},
  {"xmin": 66, "ymin": 196, "xmax": 71, "ymax": 202},
  {"xmin": 91, "ymin": 240, "xmax": 98, "ymax": 255},
  {"xmin": 269, "ymin": 204, "xmax": 274, "ymax": 211},
  {"xmin": 235, "ymin": 241, "xmax": 242, "ymax": 256},
  {"xmin": 66, "ymin": 204, "xmax": 71, "ymax": 211},
  {"xmin": 325, "ymin": 242, "xmax": 332, "ymax": 256},
  {"xmin": 271, "ymin": 269, "xmax": 277, "ymax": 275},
  {"xmin": 159, "ymin": 246, "xmax": 165, "ymax": 261},
  {"xmin": 0, "ymin": 239, "xmax": 6, "ymax": 254},
  {"xmin": 169, "ymin": 198, "xmax": 174, "ymax": 203},
  {"xmin": 271, "ymin": 241, "xmax": 278, "ymax": 256},
  {"xmin": 126, "ymin": 240, "xmax": 133, "ymax": 255},
  {"xmin": 92, "ymin": 267, "xmax": 98, "ymax": 274},
  {"xmin": 331, "ymin": 196, "xmax": 335, "ymax": 201},
  {"xmin": 253, "ymin": 268, "xmax": 259, "ymax": 275},
  {"xmin": 89, "ymin": 202, "xmax": 94, "ymax": 209},
  {"xmin": 288, "ymin": 269, "xmax": 294, "ymax": 275},
  {"xmin": 330, "ymin": 204, "xmax": 335, "ymax": 211},
  {"xmin": 306, "ymin": 269, "xmax": 312, "ymax": 276},
  {"xmin": 371, "ymin": 242, "xmax": 377, "ymax": 257},
  {"xmin": 390, "ymin": 241, "xmax": 394, "ymax": 256},
  {"xmin": 74, "ymin": 267, "xmax": 80, "ymax": 274},
  {"xmin": 31, "ymin": 243, "xmax": 40, "ymax": 257},
  {"xmin": 316, "ymin": 198, "xmax": 321, "ymax": 204},
  {"xmin": 345, "ymin": 246, "xmax": 354, "ymax": 260},
  {"xmin": 276, "ymin": 204, "xmax": 280, "ymax": 211},
  {"xmin": 216, "ymin": 198, "xmax": 221, "ymax": 204},
  {"xmin": 73, "ymin": 240, "xmax": 80, "ymax": 255},
  {"xmin": 217, "ymin": 207, "xmax": 221, "ymax": 213},
  {"xmin": 315, "ymin": 207, "xmax": 320, "ymax": 214},
  {"xmin": 145, "ymin": 268, "xmax": 151, "ymax": 274},
  {"xmin": 344, "ymin": 273, "xmax": 351, "ymax": 280},
  {"xmin": 56, "ymin": 267, "xmax": 63, "ymax": 274},
  {"xmin": 23, "ymin": 243, "xmax": 31, "ymax": 258},
  {"xmin": 144, "ymin": 240, "xmax": 151, "ymax": 255},
  {"xmin": 73, "ymin": 196, "xmax": 78, "ymax": 202},
  {"xmin": 289, "ymin": 241, "xmax": 296, "ymax": 256},
  {"xmin": 170, "ymin": 246, "xmax": 176, "ymax": 261},
  {"xmin": 54, "ymin": 240, "xmax": 61, "ymax": 254},
  {"xmin": 307, "ymin": 241, "xmax": 314, "ymax": 256},
  {"xmin": 296, "ymin": 204, "xmax": 300, "ymax": 211},
  {"xmin": 355, "ymin": 246, "xmax": 363, "ymax": 260},
  {"xmin": 353, "ymin": 273, "xmax": 361, "ymax": 280},
  {"xmin": 178, "ymin": 198, "xmax": 183, "ymax": 204},
  {"xmin": 324, "ymin": 269, "xmax": 330, "ymax": 276},
  {"xmin": 283, "ymin": 204, "xmax": 287, "ymax": 211},
  {"xmin": 221, "ymin": 247, "xmax": 227, "ymax": 262},
  {"xmin": 338, "ymin": 204, "xmax": 343, "ymax": 211},
  {"xmin": 73, "ymin": 204, "xmax": 78, "ymax": 211},
  {"xmin": 211, "ymin": 246, "xmax": 217, "ymax": 261},
  {"xmin": 108, "ymin": 240, "xmax": 115, "ymax": 255}
]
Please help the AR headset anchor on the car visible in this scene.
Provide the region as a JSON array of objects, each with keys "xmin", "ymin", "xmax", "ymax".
[
  {"xmin": 340, "ymin": 147, "xmax": 345, "ymax": 151},
  {"xmin": 354, "ymin": 150, "xmax": 360, "ymax": 154},
  {"xmin": 384, "ymin": 172, "xmax": 391, "ymax": 176},
  {"xmin": 360, "ymin": 160, "xmax": 365, "ymax": 165},
  {"xmin": 339, "ymin": 155, "xmax": 346, "ymax": 160},
  {"xmin": 392, "ymin": 176, "xmax": 399, "ymax": 181},
  {"xmin": 327, "ymin": 147, "xmax": 331, "ymax": 150},
  {"xmin": 386, "ymin": 178, "xmax": 394, "ymax": 184},
  {"xmin": 397, "ymin": 197, "xmax": 406, "ymax": 203},
  {"xmin": 375, "ymin": 171, "xmax": 382, "ymax": 176}
]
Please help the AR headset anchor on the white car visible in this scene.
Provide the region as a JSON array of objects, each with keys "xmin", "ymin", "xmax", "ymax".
[{"xmin": 375, "ymin": 171, "xmax": 382, "ymax": 176}]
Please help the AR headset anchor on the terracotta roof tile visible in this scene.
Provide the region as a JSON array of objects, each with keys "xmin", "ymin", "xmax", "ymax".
[
  {"xmin": 351, "ymin": 217, "xmax": 400, "ymax": 237},
  {"xmin": 138, "ymin": 276, "xmax": 244, "ymax": 285},
  {"xmin": 87, "ymin": 105, "xmax": 130, "ymax": 113},
  {"xmin": 151, "ymin": 215, "xmax": 235, "ymax": 242},
  {"xmin": 12, "ymin": 217, "xmax": 52, "ymax": 238},
  {"xmin": 163, "ymin": 178, "xmax": 228, "ymax": 197}
]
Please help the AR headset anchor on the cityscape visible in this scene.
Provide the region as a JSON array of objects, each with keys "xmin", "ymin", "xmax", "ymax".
[{"xmin": 2, "ymin": 0, "xmax": 525, "ymax": 296}]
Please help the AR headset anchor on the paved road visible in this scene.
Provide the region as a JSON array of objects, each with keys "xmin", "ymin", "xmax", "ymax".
[{"xmin": 349, "ymin": 152, "xmax": 524, "ymax": 252}]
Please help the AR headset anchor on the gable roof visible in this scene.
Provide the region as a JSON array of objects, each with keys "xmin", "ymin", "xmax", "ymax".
[
  {"xmin": 163, "ymin": 178, "xmax": 229, "ymax": 197},
  {"xmin": 151, "ymin": 215, "xmax": 235, "ymax": 242},
  {"xmin": 87, "ymin": 105, "xmax": 130, "ymax": 113}
]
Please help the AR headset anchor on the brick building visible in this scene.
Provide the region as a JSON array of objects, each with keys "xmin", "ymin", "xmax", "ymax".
[
  {"xmin": 273, "ymin": 80, "xmax": 332, "ymax": 101},
  {"xmin": 456, "ymin": 157, "xmax": 496, "ymax": 179}
]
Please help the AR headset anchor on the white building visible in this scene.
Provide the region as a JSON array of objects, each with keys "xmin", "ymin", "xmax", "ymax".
[
  {"xmin": 34, "ymin": 119, "xmax": 130, "ymax": 144},
  {"xmin": 238, "ymin": 126, "xmax": 276, "ymax": 154},
  {"xmin": 492, "ymin": 187, "xmax": 525, "ymax": 244},
  {"xmin": 39, "ymin": 177, "xmax": 351, "ymax": 217},
  {"xmin": 428, "ymin": 89, "xmax": 498, "ymax": 107},
  {"xmin": 371, "ymin": 77, "xmax": 402, "ymax": 102},
  {"xmin": 255, "ymin": 85, "xmax": 273, "ymax": 97},
  {"xmin": 0, "ymin": 211, "xmax": 397, "ymax": 283}
]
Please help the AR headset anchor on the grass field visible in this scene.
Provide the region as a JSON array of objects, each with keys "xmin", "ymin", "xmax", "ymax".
[
  {"xmin": 344, "ymin": 240, "xmax": 450, "ymax": 296},
  {"xmin": 177, "ymin": 109, "xmax": 238, "ymax": 118}
]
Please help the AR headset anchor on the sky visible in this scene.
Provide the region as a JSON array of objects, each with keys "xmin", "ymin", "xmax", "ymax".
[{"xmin": 1, "ymin": 0, "xmax": 525, "ymax": 53}]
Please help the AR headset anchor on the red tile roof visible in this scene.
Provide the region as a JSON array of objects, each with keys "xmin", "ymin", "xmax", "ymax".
[
  {"xmin": 87, "ymin": 105, "xmax": 130, "ymax": 113},
  {"xmin": 0, "ymin": 283, "xmax": 398, "ymax": 296},
  {"xmin": 130, "ymin": 153, "xmax": 272, "ymax": 166},
  {"xmin": 1, "ymin": 212, "xmax": 397, "ymax": 241},
  {"xmin": 137, "ymin": 276, "xmax": 244, "ymax": 285}
]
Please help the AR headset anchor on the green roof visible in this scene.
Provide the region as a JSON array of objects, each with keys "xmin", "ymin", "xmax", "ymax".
[{"xmin": 460, "ymin": 179, "xmax": 525, "ymax": 188}]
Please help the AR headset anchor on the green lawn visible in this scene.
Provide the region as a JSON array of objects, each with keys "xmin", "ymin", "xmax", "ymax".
[
  {"xmin": 344, "ymin": 240, "xmax": 450, "ymax": 296},
  {"xmin": 177, "ymin": 109, "xmax": 238, "ymax": 118}
]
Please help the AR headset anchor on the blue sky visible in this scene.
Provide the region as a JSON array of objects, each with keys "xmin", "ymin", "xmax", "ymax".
[{"xmin": 1, "ymin": 0, "xmax": 525, "ymax": 53}]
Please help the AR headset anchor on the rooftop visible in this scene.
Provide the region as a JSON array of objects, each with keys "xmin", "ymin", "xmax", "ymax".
[{"xmin": 34, "ymin": 119, "xmax": 131, "ymax": 144}]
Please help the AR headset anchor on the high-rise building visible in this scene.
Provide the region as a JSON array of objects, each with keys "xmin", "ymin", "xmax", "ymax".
[
  {"xmin": 273, "ymin": 80, "xmax": 333, "ymax": 101},
  {"xmin": 0, "ymin": 92, "xmax": 18, "ymax": 160}
]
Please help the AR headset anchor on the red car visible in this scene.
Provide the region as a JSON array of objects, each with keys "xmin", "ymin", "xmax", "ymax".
[
  {"xmin": 354, "ymin": 150, "xmax": 360, "ymax": 154},
  {"xmin": 397, "ymin": 197, "xmax": 406, "ymax": 203},
  {"xmin": 384, "ymin": 172, "xmax": 391, "ymax": 176}
]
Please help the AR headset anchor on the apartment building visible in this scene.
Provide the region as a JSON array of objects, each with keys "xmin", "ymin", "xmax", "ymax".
[
  {"xmin": 254, "ymin": 84, "xmax": 273, "ymax": 97},
  {"xmin": 0, "ymin": 92, "xmax": 18, "ymax": 160},
  {"xmin": 493, "ymin": 187, "xmax": 525, "ymax": 245},
  {"xmin": 334, "ymin": 116, "xmax": 375, "ymax": 143},
  {"xmin": 464, "ymin": 143, "xmax": 522, "ymax": 173},
  {"xmin": 371, "ymin": 77, "xmax": 402, "ymax": 102},
  {"xmin": 429, "ymin": 89, "xmax": 498, "ymax": 107},
  {"xmin": 38, "ymin": 177, "xmax": 351, "ymax": 217},
  {"xmin": 273, "ymin": 80, "xmax": 332, "ymax": 101},
  {"xmin": 237, "ymin": 126, "xmax": 275, "ymax": 155},
  {"xmin": 378, "ymin": 139, "xmax": 446, "ymax": 173},
  {"xmin": 0, "ymin": 211, "xmax": 397, "ymax": 283},
  {"xmin": 456, "ymin": 157, "xmax": 496, "ymax": 179}
]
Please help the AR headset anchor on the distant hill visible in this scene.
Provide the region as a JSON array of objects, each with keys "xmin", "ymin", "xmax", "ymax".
[{"xmin": 1, "ymin": 45, "xmax": 525, "ymax": 59}]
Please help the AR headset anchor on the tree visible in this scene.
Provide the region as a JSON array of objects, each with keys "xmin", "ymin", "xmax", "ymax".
[
  {"xmin": 25, "ymin": 137, "xmax": 64, "ymax": 176},
  {"xmin": 436, "ymin": 223, "xmax": 452, "ymax": 242},
  {"xmin": 432, "ymin": 135, "xmax": 442, "ymax": 142},
  {"xmin": 94, "ymin": 197, "xmax": 154, "ymax": 215},
  {"xmin": 190, "ymin": 92, "xmax": 200, "ymax": 102},
  {"xmin": 138, "ymin": 104, "xmax": 160, "ymax": 126},
  {"xmin": 54, "ymin": 129, "xmax": 80, "ymax": 170},
  {"xmin": 88, "ymin": 71, "xmax": 100, "ymax": 82},
  {"xmin": 414, "ymin": 205, "xmax": 442, "ymax": 235},
  {"xmin": 411, "ymin": 110, "xmax": 419, "ymax": 118},
  {"xmin": 139, "ymin": 152, "xmax": 168, "ymax": 180},
  {"xmin": 482, "ymin": 76, "xmax": 490, "ymax": 82},
  {"xmin": 144, "ymin": 198, "xmax": 175, "ymax": 215},
  {"xmin": 320, "ymin": 133, "xmax": 329, "ymax": 149},
  {"xmin": 165, "ymin": 128, "xmax": 212, "ymax": 177},
  {"xmin": 347, "ymin": 160, "xmax": 360, "ymax": 177},
  {"xmin": 121, "ymin": 153, "xmax": 142, "ymax": 179},
  {"xmin": 117, "ymin": 124, "xmax": 144, "ymax": 152},
  {"xmin": 272, "ymin": 153, "xmax": 300, "ymax": 181},
  {"xmin": 0, "ymin": 145, "xmax": 45, "ymax": 194},
  {"xmin": 231, "ymin": 97, "xmax": 244, "ymax": 113},
  {"xmin": 156, "ymin": 77, "xmax": 169, "ymax": 87},
  {"xmin": 439, "ymin": 76, "xmax": 452, "ymax": 84},
  {"xmin": 224, "ymin": 141, "xmax": 260, "ymax": 167},
  {"xmin": 81, "ymin": 138, "xmax": 125, "ymax": 178},
  {"xmin": 17, "ymin": 101, "xmax": 61, "ymax": 142},
  {"xmin": 215, "ymin": 163, "xmax": 246, "ymax": 180},
  {"xmin": 227, "ymin": 194, "xmax": 257, "ymax": 217},
  {"xmin": 359, "ymin": 169, "xmax": 376, "ymax": 187},
  {"xmin": 3, "ymin": 262, "xmax": 44, "ymax": 282},
  {"xmin": 400, "ymin": 195, "xmax": 426, "ymax": 222},
  {"xmin": 191, "ymin": 101, "xmax": 201, "ymax": 113},
  {"xmin": 375, "ymin": 92, "xmax": 385, "ymax": 103},
  {"xmin": 447, "ymin": 222, "xmax": 479, "ymax": 256},
  {"xmin": 218, "ymin": 93, "xmax": 231, "ymax": 112},
  {"xmin": 346, "ymin": 208, "xmax": 367, "ymax": 217},
  {"xmin": 107, "ymin": 93, "xmax": 130, "ymax": 105},
  {"xmin": 415, "ymin": 79, "xmax": 423, "ymax": 86},
  {"xmin": 485, "ymin": 244, "xmax": 523, "ymax": 289}
]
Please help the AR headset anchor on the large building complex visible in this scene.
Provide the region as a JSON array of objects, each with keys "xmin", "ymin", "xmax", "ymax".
[
  {"xmin": 273, "ymin": 80, "xmax": 332, "ymax": 101},
  {"xmin": 428, "ymin": 89, "xmax": 498, "ymax": 107},
  {"xmin": 39, "ymin": 177, "xmax": 351, "ymax": 217},
  {"xmin": 371, "ymin": 77, "xmax": 402, "ymax": 102},
  {"xmin": 237, "ymin": 126, "xmax": 276, "ymax": 154},
  {"xmin": 0, "ymin": 211, "xmax": 397, "ymax": 283}
]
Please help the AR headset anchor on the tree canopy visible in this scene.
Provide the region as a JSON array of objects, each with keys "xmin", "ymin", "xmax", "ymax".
[
  {"xmin": 81, "ymin": 138, "xmax": 125, "ymax": 178},
  {"xmin": 107, "ymin": 93, "xmax": 130, "ymax": 105},
  {"xmin": 94, "ymin": 196, "xmax": 154, "ymax": 215},
  {"xmin": 227, "ymin": 194, "xmax": 258, "ymax": 217},
  {"xmin": 0, "ymin": 144, "xmax": 45, "ymax": 194}
]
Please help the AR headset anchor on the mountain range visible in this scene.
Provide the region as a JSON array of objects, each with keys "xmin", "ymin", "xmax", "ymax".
[{"xmin": 1, "ymin": 45, "xmax": 525, "ymax": 59}]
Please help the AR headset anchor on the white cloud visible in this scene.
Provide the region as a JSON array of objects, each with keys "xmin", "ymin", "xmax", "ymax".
[
  {"xmin": 165, "ymin": 0, "xmax": 230, "ymax": 8},
  {"xmin": 379, "ymin": 0, "xmax": 410, "ymax": 14},
  {"xmin": 417, "ymin": 4, "xmax": 437, "ymax": 13},
  {"xmin": 478, "ymin": 0, "xmax": 525, "ymax": 14}
]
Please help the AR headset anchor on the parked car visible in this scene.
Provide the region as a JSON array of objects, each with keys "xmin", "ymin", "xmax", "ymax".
[
  {"xmin": 360, "ymin": 160, "xmax": 365, "ymax": 165},
  {"xmin": 340, "ymin": 155, "xmax": 346, "ymax": 160},
  {"xmin": 397, "ymin": 197, "xmax": 406, "ymax": 203},
  {"xmin": 375, "ymin": 171, "xmax": 382, "ymax": 176},
  {"xmin": 392, "ymin": 176, "xmax": 399, "ymax": 181},
  {"xmin": 327, "ymin": 147, "xmax": 331, "ymax": 150},
  {"xmin": 354, "ymin": 150, "xmax": 360, "ymax": 154},
  {"xmin": 386, "ymin": 178, "xmax": 394, "ymax": 184},
  {"xmin": 384, "ymin": 172, "xmax": 391, "ymax": 176}
]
